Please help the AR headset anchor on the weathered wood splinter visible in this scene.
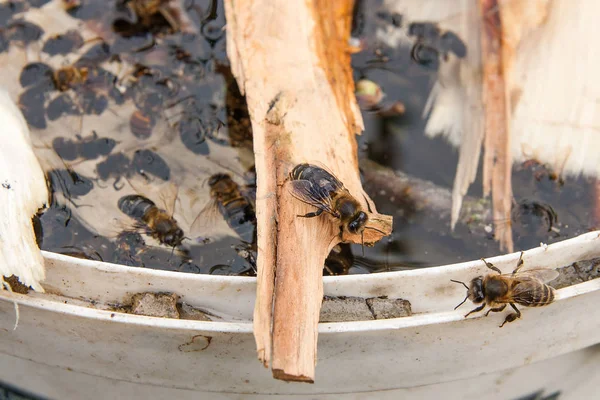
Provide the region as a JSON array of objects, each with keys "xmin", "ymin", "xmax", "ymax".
[{"xmin": 224, "ymin": 0, "xmax": 393, "ymax": 382}]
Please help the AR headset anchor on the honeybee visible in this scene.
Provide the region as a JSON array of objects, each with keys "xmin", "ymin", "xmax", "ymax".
[
  {"xmin": 118, "ymin": 194, "xmax": 184, "ymax": 247},
  {"xmin": 18, "ymin": 45, "xmax": 119, "ymax": 128},
  {"xmin": 452, "ymin": 252, "xmax": 558, "ymax": 327},
  {"xmin": 129, "ymin": 109, "xmax": 156, "ymax": 139},
  {"xmin": 52, "ymin": 65, "xmax": 89, "ymax": 92},
  {"xmin": 289, "ymin": 163, "xmax": 380, "ymax": 242},
  {"xmin": 113, "ymin": 0, "xmax": 180, "ymax": 35},
  {"xmin": 191, "ymin": 173, "xmax": 256, "ymax": 243}
]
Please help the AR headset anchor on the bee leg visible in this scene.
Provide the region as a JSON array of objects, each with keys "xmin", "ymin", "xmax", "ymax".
[
  {"xmin": 512, "ymin": 251, "xmax": 525, "ymax": 275},
  {"xmin": 464, "ymin": 304, "xmax": 486, "ymax": 318},
  {"xmin": 499, "ymin": 303, "xmax": 522, "ymax": 327},
  {"xmin": 297, "ymin": 209, "xmax": 323, "ymax": 218},
  {"xmin": 484, "ymin": 304, "xmax": 507, "ymax": 316},
  {"xmin": 113, "ymin": 177, "xmax": 124, "ymax": 191},
  {"xmin": 481, "ymin": 258, "xmax": 502, "ymax": 274}
]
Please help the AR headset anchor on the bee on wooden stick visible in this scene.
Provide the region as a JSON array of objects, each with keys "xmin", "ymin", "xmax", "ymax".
[
  {"xmin": 288, "ymin": 163, "xmax": 385, "ymax": 249},
  {"xmin": 452, "ymin": 252, "xmax": 558, "ymax": 327}
]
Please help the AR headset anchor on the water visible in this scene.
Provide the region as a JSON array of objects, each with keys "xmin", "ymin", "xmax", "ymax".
[{"xmin": 2, "ymin": 0, "xmax": 597, "ymax": 275}]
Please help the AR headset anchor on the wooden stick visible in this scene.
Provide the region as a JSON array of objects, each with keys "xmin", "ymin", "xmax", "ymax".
[
  {"xmin": 480, "ymin": 0, "xmax": 514, "ymax": 252},
  {"xmin": 224, "ymin": 0, "xmax": 392, "ymax": 382}
]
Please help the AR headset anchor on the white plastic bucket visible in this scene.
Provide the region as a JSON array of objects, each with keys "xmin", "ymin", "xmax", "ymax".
[{"xmin": 1, "ymin": 232, "xmax": 599, "ymax": 399}]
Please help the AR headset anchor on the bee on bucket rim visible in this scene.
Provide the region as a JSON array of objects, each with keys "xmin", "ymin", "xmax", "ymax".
[
  {"xmin": 288, "ymin": 163, "xmax": 384, "ymax": 247},
  {"xmin": 451, "ymin": 252, "xmax": 558, "ymax": 327},
  {"xmin": 118, "ymin": 194, "xmax": 184, "ymax": 248}
]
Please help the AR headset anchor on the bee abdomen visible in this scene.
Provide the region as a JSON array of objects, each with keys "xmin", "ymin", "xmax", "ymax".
[
  {"xmin": 118, "ymin": 195, "xmax": 155, "ymax": 220},
  {"xmin": 531, "ymin": 284, "xmax": 555, "ymax": 306},
  {"xmin": 518, "ymin": 283, "xmax": 555, "ymax": 307},
  {"xmin": 289, "ymin": 163, "xmax": 310, "ymax": 180},
  {"xmin": 130, "ymin": 110, "xmax": 156, "ymax": 139}
]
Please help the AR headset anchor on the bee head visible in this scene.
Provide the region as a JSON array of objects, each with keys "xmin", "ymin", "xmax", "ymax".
[
  {"xmin": 208, "ymin": 173, "xmax": 230, "ymax": 187},
  {"xmin": 468, "ymin": 277, "xmax": 485, "ymax": 304},
  {"xmin": 451, "ymin": 276, "xmax": 484, "ymax": 310},
  {"xmin": 163, "ymin": 227, "xmax": 184, "ymax": 247},
  {"xmin": 337, "ymin": 198, "xmax": 368, "ymax": 234},
  {"xmin": 348, "ymin": 211, "xmax": 368, "ymax": 234}
]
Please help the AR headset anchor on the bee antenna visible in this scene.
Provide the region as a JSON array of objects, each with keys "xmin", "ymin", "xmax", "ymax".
[
  {"xmin": 453, "ymin": 295, "xmax": 469, "ymax": 310},
  {"xmin": 450, "ymin": 279, "xmax": 469, "ymax": 290},
  {"xmin": 450, "ymin": 279, "xmax": 470, "ymax": 310}
]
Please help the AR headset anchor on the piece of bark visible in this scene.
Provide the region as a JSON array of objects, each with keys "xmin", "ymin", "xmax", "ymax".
[
  {"xmin": 0, "ymin": 89, "xmax": 48, "ymax": 292},
  {"xmin": 225, "ymin": 0, "xmax": 393, "ymax": 382},
  {"xmin": 480, "ymin": 0, "xmax": 513, "ymax": 252},
  {"xmin": 479, "ymin": 0, "xmax": 550, "ymax": 252},
  {"xmin": 450, "ymin": 1, "xmax": 485, "ymax": 231}
]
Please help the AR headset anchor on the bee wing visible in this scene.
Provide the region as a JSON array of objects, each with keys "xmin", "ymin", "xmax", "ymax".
[
  {"xmin": 288, "ymin": 179, "xmax": 337, "ymax": 216},
  {"xmin": 509, "ymin": 275, "xmax": 556, "ymax": 306},
  {"xmin": 189, "ymin": 198, "xmax": 220, "ymax": 237},
  {"xmin": 511, "ymin": 268, "xmax": 560, "ymax": 283},
  {"xmin": 241, "ymin": 186, "xmax": 257, "ymax": 211},
  {"xmin": 159, "ymin": 182, "xmax": 180, "ymax": 216},
  {"xmin": 108, "ymin": 218, "xmax": 148, "ymax": 240}
]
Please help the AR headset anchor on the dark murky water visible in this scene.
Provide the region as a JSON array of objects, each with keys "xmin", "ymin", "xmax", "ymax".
[
  {"xmin": 12, "ymin": 0, "xmax": 598, "ymax": 275},
  {"xmin": 350, "ymin": 0, "xmax": 597, "ymax": 269}
]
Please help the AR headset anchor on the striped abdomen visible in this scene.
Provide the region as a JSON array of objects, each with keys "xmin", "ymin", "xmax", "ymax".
[
  {"xmin": 512, "ymin": 281, "xmax": 555, "ymax": 307},
  {"xmin": 118, "ymin": 195, "xmax": 155, "ymax": 221}
]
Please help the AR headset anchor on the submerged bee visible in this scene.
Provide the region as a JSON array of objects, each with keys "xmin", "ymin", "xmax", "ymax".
[
  {"xmin": 18, "ymin": 45, "xmax": 119, "ymax": 128},
  {"xmin": 95, "ymin": 149, "xmax": 171, "ymax": 190},
  {"xmin": 113, "ymin": 231, "xmax": 146, "ymax": 267},
  {"xmin": 289, "ymin": 163, "xmax": 379, "ymax": 242},
  {"xmin": 118, "ymin": 194, "xmax": 184, "ymax": 247},
  {"xmin": 52, "ymin": 131, "xmax": 117, "ymax": 161},
  {"xmin": 129, "ymin": 109, "xmax": 156, "ymax": 139},
  {"xmin": 452, "ymin": 252, "xmax": 558, "ymax": 327},
  {"xmin": 113, "ymin": 0, "xmax": 180, "ymax": 36},
  {"xmin": 191, "ymin": 173, "xmax": 256, "ymax": 243},
  {"xmin": 41, "ymin": 30, "xmax": 84, "ymax": 56}
]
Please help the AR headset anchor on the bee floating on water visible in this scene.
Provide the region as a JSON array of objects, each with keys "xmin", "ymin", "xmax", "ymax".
[
  {"xmin": 452, "ymin": 252, "xmax": 558, "ymax": 327},
  {"xmin": 289, "ymin": 163, "xmax": 382, "ymax": 243},
  {"xmin": 118, "ymin": 194, "xmax": 184, "ymax": 247},
  {"xmin": 191, "ymin": 173, "xmax": 256, "ymax": 244},
  {"xmin": 18, "ymin": 43, "xmax": 121, "ymax": 128}
]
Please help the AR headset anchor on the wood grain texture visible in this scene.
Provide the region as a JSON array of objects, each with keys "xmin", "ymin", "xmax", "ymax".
[
  {"xmin": 480, "ymin": 0, "xmax": 513, "ymax": 252},
  {"xmin": 224, "ymin": 0, "xmax": 392, "ymax": 382}
]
